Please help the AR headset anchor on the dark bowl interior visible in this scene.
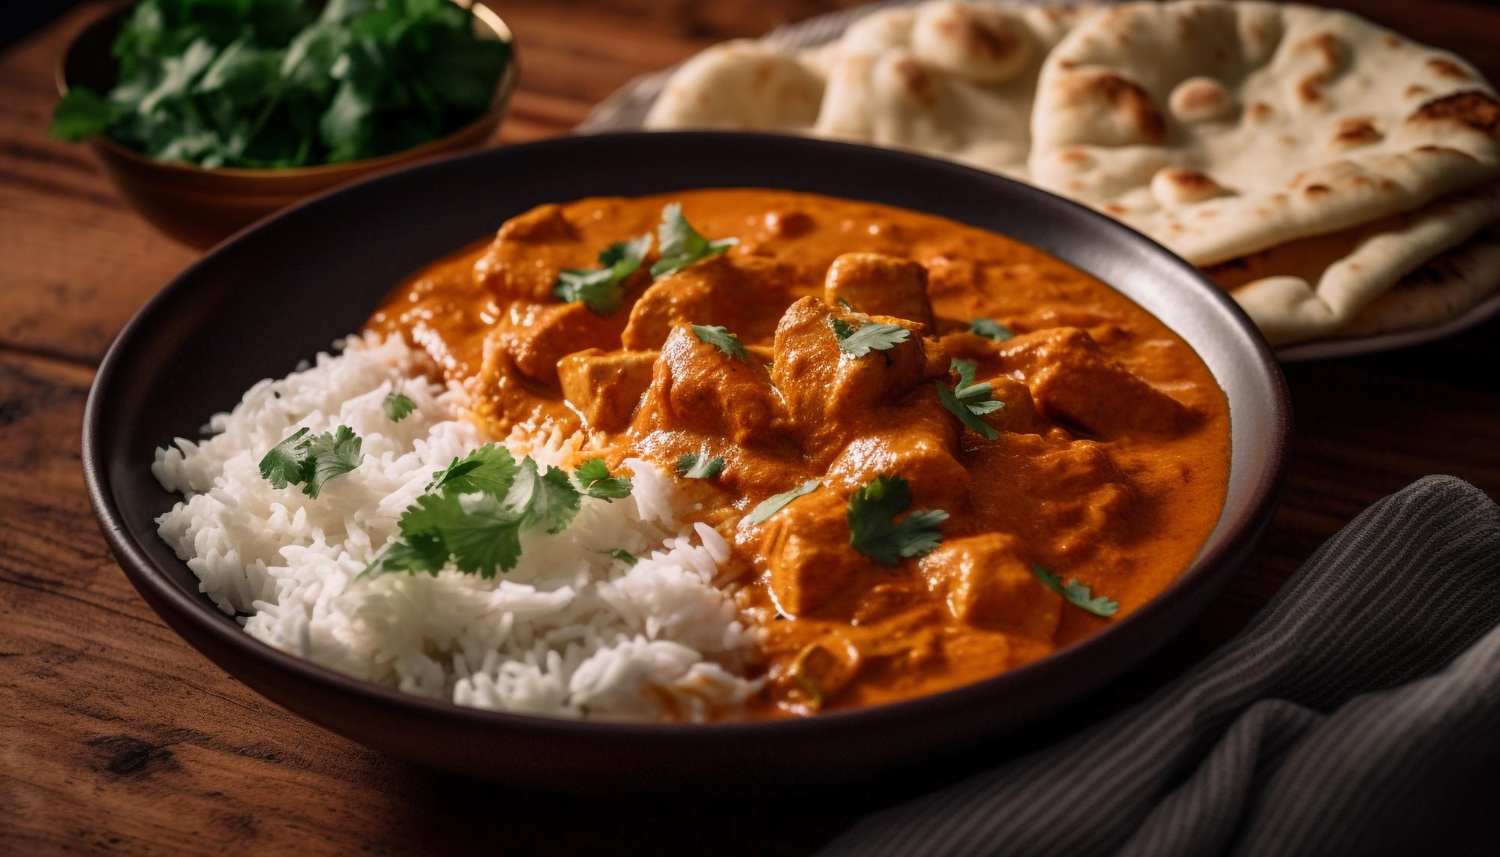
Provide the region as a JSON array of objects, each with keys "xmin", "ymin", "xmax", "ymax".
[{"xmin": 83, "ymin": 132, "xmax": 1290, "ymax": 795}]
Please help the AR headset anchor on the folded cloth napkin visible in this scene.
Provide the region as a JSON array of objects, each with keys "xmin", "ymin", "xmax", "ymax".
[{"xmin": 821, "ymin": 476, "xmax": 1500, "ymax": 857}]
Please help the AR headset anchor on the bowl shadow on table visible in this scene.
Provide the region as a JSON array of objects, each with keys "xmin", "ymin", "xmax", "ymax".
[{"xmin": 372, "ymin": 655, "xmax": 1191, "ymax": 856}]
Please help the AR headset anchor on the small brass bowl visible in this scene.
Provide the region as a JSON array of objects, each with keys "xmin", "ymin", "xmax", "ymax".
[{"xmin": 57, "ymin": 1, "xmax": 518, "ymax": 249}]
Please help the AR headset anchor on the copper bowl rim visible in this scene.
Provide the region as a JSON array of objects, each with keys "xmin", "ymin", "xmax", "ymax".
[{"xmin": 54, "ymin": 0, "xmax": 519, "ymax": 180}]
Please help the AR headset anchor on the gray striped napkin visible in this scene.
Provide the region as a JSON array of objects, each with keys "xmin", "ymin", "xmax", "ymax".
[{"xmin": 821, "ymin": 475, "xmax": 1500, "ymax": 857}]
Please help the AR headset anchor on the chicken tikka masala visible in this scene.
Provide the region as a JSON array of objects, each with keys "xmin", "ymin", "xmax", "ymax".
[{"xmin": 368, "ymin": 188, "xmax": 1231, "ymax": 718}]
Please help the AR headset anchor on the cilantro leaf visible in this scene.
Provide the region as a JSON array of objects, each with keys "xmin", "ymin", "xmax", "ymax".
[
  {"xmin": 504, "ymin": 458, "xmax": 581, "ymax": 534},
  {"xmin": 554, "ymin": 234, "xmax": 652, "ymax": 315},
  {"xmin": 676, "ymin": 453, "xmax": 726, "ymax": 481},
  {"xmin": 439, "ymin": 495, "xmax": 525, "ymax": 577},
  {"xmin": 49, "ymin": 88, "xmax": 118, "ymax": 141},
  {"xmin": 969, "ymin": 318, "xmax": 1015, "ymax": 341},
  {"xmin": 428, "ymin": 445, "xmax": 518, "ymax": 497},
  {"xmin": 302, "ymin": 425, "xmax": 363, "ymax": 498},
  {"xmin": 846, "ymin": 475, "xmax": 948, "ymax": 566},
  {"xmin": 383, "ymin": 392, "xmax": 416, "ymax": 422},
  {"xmin": 257, "ymin": 425, "xmax": 362, "ymax": 497},
  {"xmin": 258, "ymin": 427, "xmax": 312, "ymax": 489},
  {"xmin": 742, "ymin": 480, "xmax": 821, "ymax": 527},
  {"xmin": 574, "ymin": 458, "xmax": 633, "ymax": 500},
  {"xmin": 381, "ymin": 492, "xmax": 524, "ymax": 579},
  {"xmin": 828, "ymin": 316, "xmax": 911, "ymax": 357},
  {"xmin": 650, "ymin": 203, "xmax": 738, "ymax": 279},
  {"xmin": 689, "ymin": 324, "xmax": 750, "ymax": 362},
  {"xmin": 605, "ymin": 549, "xmax": 638, "ymax": 566},
  {"xmin": 1031, "ymin": 565, "xmax": 1119, "ymax": 617},
  {"xmin": 937, "ymin": 358, "xmax": 1004, "ymax": 440},
  {"xmin": 362, "ymin": 532, "xmax": 449, "ymax": 579}
]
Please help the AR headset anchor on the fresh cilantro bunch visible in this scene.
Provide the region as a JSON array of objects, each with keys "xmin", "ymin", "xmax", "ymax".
[
  {"xmin": 365, "ymin": 447, "xmax": 633, "ymax": 579},
  {"xmin": 50, "ymin": 0, "xmax": 511, "ymax": 168}
]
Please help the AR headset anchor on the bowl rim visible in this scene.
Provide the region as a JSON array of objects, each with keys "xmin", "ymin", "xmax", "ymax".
[
  {"xmin": 54, "ymin": 0, "xmax": 520, "ymax": 179},
  {"xmin": 82, "ymin": 130, "xmax": 1291, "ymax": 741}
]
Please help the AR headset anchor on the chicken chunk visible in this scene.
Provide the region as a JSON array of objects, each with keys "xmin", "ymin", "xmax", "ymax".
[
  {"xmin": 772, "ymin": 297, "xmax": 947, "ymax": 453},
  {"xmin": 996, "ymin": 328, "xmax": 1195, "ymax": 437},
  {"xmin": 634, "ymin": 325, "xmax": 780, "ymax": 446},
  {"xmin": 496, "ymin": 301, "xmax": 628, "ymax": 387},
  {"xmin": 919, "ymin": 533, "xmax": 1063, "ymax": 637},
  {"xmin": 621, "ymin": 255, "xmax": 792, "ymax": 350},
  {"xmin": 472, "ymin": 204, "xmax": 580, "ymax": 302},
  {"xmin": 823, "ymin": 253, "xmax": 936, "ymax": 330},
  {"xmin": 761, "ymin": 492, "xmax": 872, "ymax": 616},
  {"xmin": 827, "ymin": 414, "xmax": 970, "ymax": 512},
  {"xmin": 558, "ymin": 349, "xmax": 657, "ymax": 431}
]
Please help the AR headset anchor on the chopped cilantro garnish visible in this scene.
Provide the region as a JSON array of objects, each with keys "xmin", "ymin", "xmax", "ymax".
[
  {"xmin": 968, "ymin": 318, "xmax": 1015, "ymax": 341},
  {"xmin": 383, "ymin": 392, "xmax": 416, "ymax": 422},
  {"xmin": 676, "ymin": 453, "xmax": 726, "ymax": 480},
  {"xmin": 504, "ymin": 458, "xmax": 582, "ymax": 534},
  {"xmin": 605, "ymin": 549, "xmax": 638, "ymax": 566},
  {"xmin": 937, "ymin": 358, "xmax": 1004, "ymax": 440},
  {"xmin": 1031, "ymin": 564, "xmax": 1119, "ymax": 617},
  {"xmin": 427, "ymin": 444, "xmax": 519, "ymax": 496},
  {"xmin": 689, "ymin": 324, "xmax": 750, "ymax": 362},
  {"xmin": 742, "ymin": 480, "xmax": 821, "ymax": 527},
  {"xmin": 846, "ymin": 475, "xmax": 948, "ymax": 566},
  {"xmin": 650, "ymin": 203, "xmax": 738, "ymax": 279},
  {"xmin": 573, "ymin": 458, "xmax": 633, "ymax": 500},
  {"xmin": 554, "ymin": 234, "xmax": 652, "ymax": 315},
  {"xmin": 828, "ymin": 316, "xmax": 911, "ymax": 357},
  {"xmin": 258, "ymin": 425, "xmax": 363, "ymax": 498},
  {"xmin": 259, "ymin": 427, "xmax": 312, "ymax": 490},
  {"xmin": 416, "ymin": 493, "xmax": 525, "ymax": 577},
  {"xmin": 365, "ymin": 449, "xmax": 629, "ymax": 580}
]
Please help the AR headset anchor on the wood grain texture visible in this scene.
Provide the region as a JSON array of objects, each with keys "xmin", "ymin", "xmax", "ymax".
[{"xmin": 2, "ymin": 1, "xmax": 1499, "ymax": 854}]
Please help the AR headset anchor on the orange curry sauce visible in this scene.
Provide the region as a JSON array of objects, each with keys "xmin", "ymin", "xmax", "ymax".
[{"xmin": 367, "ymin": 189, "xmax": 1231, "ymax": 719}]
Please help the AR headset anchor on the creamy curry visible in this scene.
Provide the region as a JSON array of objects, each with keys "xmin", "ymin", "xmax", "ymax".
[{"xmin": 367, "ymin": 189, "xmax": 1231, "ymax": 718}]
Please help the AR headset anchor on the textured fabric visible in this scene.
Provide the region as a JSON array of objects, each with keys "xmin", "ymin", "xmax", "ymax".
[{"xmin": 821, "ymin": 476, "xmax": 1500, "ymax": 857}]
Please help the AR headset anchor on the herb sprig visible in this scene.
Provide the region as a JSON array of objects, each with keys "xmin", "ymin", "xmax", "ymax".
[
  {"xmin": 846, "ymin": 475, "xmax": 948, "ymax": 566},
  {"xmin": 676, "ymin": 453, "xmax": 726, "ymax": 481},
  {"xmin": 690, "ymin": 324, "xmax": 751, "ymax": 362},
  {"xmin": 364, "ymin": 446, "xmax": 632, "ymax": 579},
  {"xmin": 968, "ymin": 318, "xmax": 1016, "ymax": 341},
  {"xmin": 651, "ymin": 203, "xmax": 738, "ymax": 279},
  {"xmin": 742, "ymin": 480, "xmax": 821, "ymax": 527},
  {"xmin": 553, "ymin": 234, "xmax": 652, "ymax": 315},
  {"xmin": 828, "ymin": 316, "xmax": 911, "ymax": 357},
  {"xmin": 1031, "ymin": 564, "xmax": 1119, "ymax": 617},
  {"xmin": 383, "ymin": 392, "xmax": 416, "ymax": 422},
  {"xmin": 258, "ymin": 425, "xmax": 363, "ymax": 498},
  {"xmin": 937, "ymin": 358, "xmax": 1004, "ymax": 440}
]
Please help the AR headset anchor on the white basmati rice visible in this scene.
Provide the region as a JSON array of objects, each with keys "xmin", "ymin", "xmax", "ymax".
[{"xmin": 153, "ymin": 334, "xmax": 761, "ymax": 721}]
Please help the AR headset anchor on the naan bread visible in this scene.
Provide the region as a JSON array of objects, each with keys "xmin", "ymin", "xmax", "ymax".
[
  {"xmin": 1205, "ymin": 185, "xmax": 1500, "ymax": 344},
  {"xmin": 644, "ymin": 41, "xmax": 824, "ymax": 131},
  {"xmin": 1028, "ymin": 1, "xmax": 1500, "ymax": 266},
  {"xmin": 1336, "ymin": 230, "xmax": 1500, "ymax": 339},
  {"xmin": 814, "ymin": 2, "xmax": 1083, "ymax": 179}
]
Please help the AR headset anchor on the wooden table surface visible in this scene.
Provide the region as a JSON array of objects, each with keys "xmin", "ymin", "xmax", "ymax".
[{"xmin": 3, "ymin": 1, "xmax": 1499, "ymax": 853}]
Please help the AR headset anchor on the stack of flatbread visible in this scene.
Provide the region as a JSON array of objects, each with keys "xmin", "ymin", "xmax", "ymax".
[{"xmin": 642, "ymin": 1, "xmax": 1500, "ymax": 347}]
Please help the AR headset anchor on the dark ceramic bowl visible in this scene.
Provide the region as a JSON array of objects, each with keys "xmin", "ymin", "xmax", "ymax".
[{"xmin": 83, "ymin": 132, "xmax": 1290, "ymax": 795}]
